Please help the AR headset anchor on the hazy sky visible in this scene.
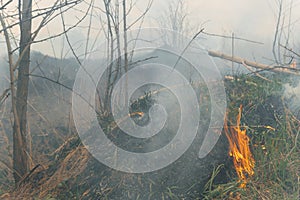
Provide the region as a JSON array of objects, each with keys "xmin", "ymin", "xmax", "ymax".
[{"xmin": 1, "ymin": 0, "xmax": 300, "ymax": 62}]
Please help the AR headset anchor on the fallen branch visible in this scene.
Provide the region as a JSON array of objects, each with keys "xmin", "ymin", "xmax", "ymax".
[{"xmin": 208, "ymin": 50, "xmax": 300, "ymax": 76}]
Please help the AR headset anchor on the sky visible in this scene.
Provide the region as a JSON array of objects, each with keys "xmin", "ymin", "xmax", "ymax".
[{"xmin": 0, "ymin": 0, "xmax": 300, "ymax": 63}]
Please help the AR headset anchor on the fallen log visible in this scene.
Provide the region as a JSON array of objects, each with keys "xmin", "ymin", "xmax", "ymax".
[{"xmin": 208, "ymin": 50, "xmax": 300, "ymax": 76}]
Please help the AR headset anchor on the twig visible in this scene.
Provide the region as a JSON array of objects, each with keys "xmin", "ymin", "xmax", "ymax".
[
  {"xmin": 18, "ymin": 164, "xmax": 42, "ymax": 187},
  {"xmin": 0, "ymin": 0, "xmax": 13, "ymax": 10},
  {"xmin": 286, "ymin": 127, "xmax": 299, "ymax": 159},
  {"xmin": 48, "ymin": 136, "xmax": 78, "ymax": 157},
  {"xmin": 273, "ymin": 0, "xmax": 283, "ymax": 63},
  {"xmin": 202, "ymin": 31, "xmax": 264, "ymax": 45},
  {"xmin": 241, "ymin": 61, "xmax": 271, "ymax": 82},
  {"xmin": 173, "ymin": 28, "xmax": 204, "ymax": 70},
  {"xmin": 27, "ymin": 73, "xmax": 106, "ymax": 121},
  {"xmin": 0, "ymin": 1, "xmax": 81, "ymax": 39},
  {"xmin": 280, "ymin": 44, "xmax": 300, "ymax": 58},
  {"xmin": 0, "ymin": 88, "xmax": 10, "ymax": 106},
  {"xmin": 130, "ymin": 56, "xmax": 158, "ymax": 66}
]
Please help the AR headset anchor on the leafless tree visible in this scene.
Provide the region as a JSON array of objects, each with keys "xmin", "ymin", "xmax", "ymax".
[
  {"xmin": 0, "ymin": 0, "xmax": 153, "ymax": 185},
  {"xmin": 0, "ymin": 0, "xmax": 86, "ymax": 186},
  {"xmin": 13, "ymin": 0, "xmax": 32, "ymax": 185},
  {"xmin": 272, "ymin": 0, "xmax": 299, "ymax": 67},
  {"xmin": 91, "ymin": 0, "xmax": 152, "ymax": 113},
  {"xmin": 158, "ymin": 0, "xmax": 194, "ymax": 48}
]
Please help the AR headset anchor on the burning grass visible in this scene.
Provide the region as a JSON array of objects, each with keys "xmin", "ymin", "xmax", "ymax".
[
  {"xmin": 224, "ymin": 105, "xmax": 255, "ymax": 188},
  {"xmin": 202, "ymin": 74, "xmax": 300, "ymax": 200},
  {"xmin": 0, "ymin": 72, "xmax": 299, "ymax": 199}
]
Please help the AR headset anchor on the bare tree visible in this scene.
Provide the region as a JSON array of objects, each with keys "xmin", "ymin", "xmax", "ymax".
[
  {"xmin": 0, "ymin": 0, "xmax": 32, "ymax": 185},
  {"xmin": 272, "ymin": 0, "xmax": 298, "ymax": 67},
  {"xmin": 12, "ymin": 0, "xmax": 32, "ymax": 184},
  {"xmin": 0, "ymin": 0, "xmax": 151, "ymax": 185},
  {"xmin": 96, "ymin": 0, "xmax": 152, "ymax": 113},
  {"xmin": 0, "ymin": 0, "xmax": 85, "ymax": 186},
  {"xmin": 158, "ymin": 0, "xmax": 193, "ymax": 48}
]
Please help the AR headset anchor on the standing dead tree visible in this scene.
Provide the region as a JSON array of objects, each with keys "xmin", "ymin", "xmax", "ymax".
[
  {"xmin": 97, "ymin": 0, "xmax": 152, "ymax": 113},
  {"xmin": 0, "ymin": 0, "xmax": 33, "ymax": 185},
  {"xmin": 272, "ymin": 0, "xmax": 298, "ymax": 66},
  {"xmin": 0, "ymin": 0, "xmax": 85, "ymax": 186},
  {"xmin": 158, "ymin": 0, "xmax": 192, "ymax": 48},
  {"xmin": 13, "ymin": 0, "xmax": 32, "ymax": 185}
]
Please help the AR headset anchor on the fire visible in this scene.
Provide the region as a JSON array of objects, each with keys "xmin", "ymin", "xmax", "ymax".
[
  {"xmin": 130, "ymin": 111, "xmax": 144, "ymax": 118},
  {"xmin": 224, "ymin": 105, "xmax": 255, "ymax": 188}
]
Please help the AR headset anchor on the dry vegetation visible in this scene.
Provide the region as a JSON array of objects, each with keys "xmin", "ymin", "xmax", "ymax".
[
  {"xmin": 1, "ymin": 70, "xmax": 299, "ymax": 199},
  {"xmin": 203, "ymin": 74, "xmax": 300, "ymax": 200}
]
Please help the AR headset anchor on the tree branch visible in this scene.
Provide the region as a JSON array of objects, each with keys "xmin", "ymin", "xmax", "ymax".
[
  {"xmin": 0, "ymin": 0, "xmax": 13, "ymax": 10},
  {"xmin": 208, "ymin": 50, "xmax": 300, "ymax": 75}
]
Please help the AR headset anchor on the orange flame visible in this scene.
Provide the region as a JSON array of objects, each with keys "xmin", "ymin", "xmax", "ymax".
[
  {"xmin": 224, "ymin": 105, "xmax": 255, "ymax": 188},
  {"xmin": 130, "ymin": 111, "xmax": 144, "ymax": 118}
]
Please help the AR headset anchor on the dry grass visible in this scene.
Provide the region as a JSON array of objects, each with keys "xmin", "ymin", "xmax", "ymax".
[{"xmin": 202, "ymin": 74, "xmax": 300, "ymax": 200}]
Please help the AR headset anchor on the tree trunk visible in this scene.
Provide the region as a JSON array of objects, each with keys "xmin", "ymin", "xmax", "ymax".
[{"xmin": 13, "ymin": 0, "xmax": 32, "ymax": 185}]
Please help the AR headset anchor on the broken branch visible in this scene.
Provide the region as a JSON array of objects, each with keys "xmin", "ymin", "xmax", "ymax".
[{"xmin": 208, "ymin": 50, "xmax": 300, "ymax": 76}]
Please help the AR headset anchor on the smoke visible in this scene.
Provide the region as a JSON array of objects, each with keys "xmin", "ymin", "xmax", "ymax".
[{"xmin": 284, "ymin": 79, "xmax": 300, "ymax": 117}]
